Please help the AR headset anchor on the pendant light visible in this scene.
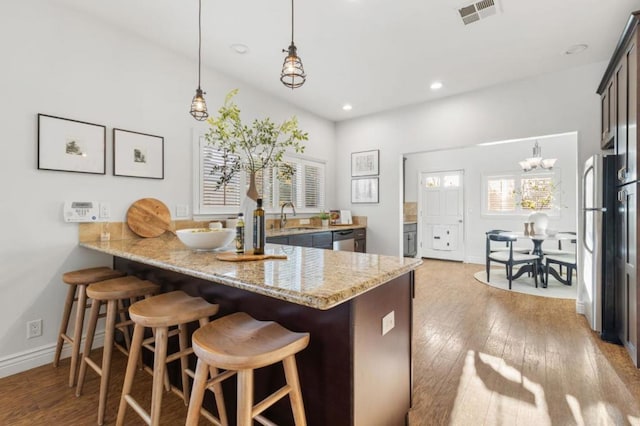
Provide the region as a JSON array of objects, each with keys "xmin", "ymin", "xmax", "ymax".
[
  {"xmin": 280, "ymin": 0, "xmax": 306, "ymax": 89},
  {"xmin": 519, "ymin": 141, "xmax": 557, "ymax": 172},
  {"xmin": 190, "ymin": 0, "xmax": 208, "ymax": 120}
]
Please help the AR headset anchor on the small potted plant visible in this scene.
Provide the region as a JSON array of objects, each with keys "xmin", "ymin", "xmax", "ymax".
[{"xmin": 317, "ymin": 211, "xmax": 331, "ymax": 227}]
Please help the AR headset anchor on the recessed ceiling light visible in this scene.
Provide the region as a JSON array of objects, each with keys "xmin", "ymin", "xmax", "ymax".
[
  {"xmin": 342, "ymin": 104, "xmax": 353, "ymax": 111},
  {"xmin": 230, "ymin": 44, "xmax": 249, "ymax": 54},
  {"xmin": 430, "ymin": 81, "xmax": 443, "ymax": 90},
  {"xmin": 565, "ymin": 44, "xmax": 588, "ymax": 55}
]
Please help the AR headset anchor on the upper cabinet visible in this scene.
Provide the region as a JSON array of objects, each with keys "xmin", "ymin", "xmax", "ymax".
[
  {"xmin": 597, "ymin": 11, "xmax": 639, "ymax": 185},
  {"xmin": 601, "ymin": 79, "xmax": 614, "ymax": 148}
]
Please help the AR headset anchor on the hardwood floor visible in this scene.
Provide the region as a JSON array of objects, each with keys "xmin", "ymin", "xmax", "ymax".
[
  {"xmin": 1, "ymin": 259, "xmax": 639, "ymax": 425},
  {"xmin": 408, "ymin": 260, "xmax": 640, "ymax": 426}
]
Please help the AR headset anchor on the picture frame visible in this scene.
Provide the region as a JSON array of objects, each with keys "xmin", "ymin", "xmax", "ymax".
[
  {"xmin": 113, "ymin": 128, "xmax": 164, "ymax": 179},
  {"xmin": 37, "ymin": 114, "xmax": 106, "ymax": 174},
  {"xmin": 351, "ymin": 149, "xmax": 379, "ymax": 177},
  {"xmin": 351, "ymin": 177, "xmax": 379, "ymax": 203}
]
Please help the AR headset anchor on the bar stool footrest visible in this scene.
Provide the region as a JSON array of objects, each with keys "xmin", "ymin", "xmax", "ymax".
[
  {"xmin": 253, "ymin": 384, "xmax": 292, "ymax": 418},
  {"xmin": 124, "ymin": 394, "xmax": 152, "ymax": 425},
  {"xmin": 255, "ymin": 414, "xmax": 278, "ymax": 426}
]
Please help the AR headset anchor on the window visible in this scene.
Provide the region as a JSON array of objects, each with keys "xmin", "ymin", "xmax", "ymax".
[
  {"xmin": 483, "ymin": 171, "xmax": 559, "ymax": 215},
  {"xmin": 486, "ymin": 177, "xmax": 516, "ymax": 212},
  {"xmin": 423, "ymin": 174, "xmax": 460, "ymax": 188},
  {"xmin": 278, "ymin": 157, "xmax": 325, "ymax": 211},
  {"xmin": 199, "ymin": 142, "xmax": 241, "ymax": 211},
  {"xmin": 194, "ymin": 134, "xmax": 325, "ymax": 215}
]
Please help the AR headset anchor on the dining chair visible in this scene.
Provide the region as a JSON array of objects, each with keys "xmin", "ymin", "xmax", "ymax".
[
  {"xmin": 542, "ymin": 231, "xmax": 577, "ymax": 275},
  {"xmin": 485, "ymin": 230, "xmax": 529, "ymax": 279},
  {"xmin": 487, "ymin": 233, "xmax": 540, "ymax": 289},
  {"xmin": 545, "ymin": 253, "xmax": 577, "ymax": 286}
]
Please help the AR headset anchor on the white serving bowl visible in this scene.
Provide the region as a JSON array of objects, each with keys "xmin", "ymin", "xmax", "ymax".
[{"xmin": 176, "ymin": 228, "xmax": 235, "ymax": 251}]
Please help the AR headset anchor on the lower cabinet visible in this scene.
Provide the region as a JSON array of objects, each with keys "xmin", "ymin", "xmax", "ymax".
[
  {"xmin": 266, "ymin": 235, "xmax": 289, "ymax": 245},
  {"xmin": 616, "ymin": 182, "xmax": 639, "ymax": 367},
  {"xmin": 354, "ymin": 229, "xmax": 366, "ymax": 253},
  {"xmin": 267, "ymin": 229, "xmax": 365, "ymax": 252},
  {"xmin": 403, "ymin": 223, "xmax": 417, "ymax": 257},
  {"xmin": 267, "ymin": 231, "xmax": 333, "ymax": 250}
]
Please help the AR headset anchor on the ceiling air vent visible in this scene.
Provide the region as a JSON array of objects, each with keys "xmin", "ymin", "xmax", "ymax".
[{"xmin": 458, "ymin": 0, "xmax": 499, "ymax": 25}]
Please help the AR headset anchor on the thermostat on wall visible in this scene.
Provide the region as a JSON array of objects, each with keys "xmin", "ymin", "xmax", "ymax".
[{"xmin": 63, "ymin": 201, "xmax": 100, "ymax": 222}]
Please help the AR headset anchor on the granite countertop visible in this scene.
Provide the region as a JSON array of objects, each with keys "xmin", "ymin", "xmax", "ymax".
[
  {"xmin": 266, "ymin": 224, "xmax": 366, "ymax": 237},
  {"xmin": 80, "ymin": 235, "xmax": 421, "ymax": 310}
]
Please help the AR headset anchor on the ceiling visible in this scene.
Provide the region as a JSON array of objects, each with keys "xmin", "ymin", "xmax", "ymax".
[{"xmin": 54, "ymin": 0, "xmax": 639, "ymax": 122}]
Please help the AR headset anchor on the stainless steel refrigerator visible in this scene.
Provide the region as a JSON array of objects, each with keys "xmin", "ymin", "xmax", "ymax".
[{"xmin": 581, "ymin": 154, "xmax": 619, "ymax": 342}]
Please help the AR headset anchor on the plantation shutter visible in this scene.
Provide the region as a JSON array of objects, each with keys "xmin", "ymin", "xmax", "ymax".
[
  {"xmin": 303, "ymin": 162, "xmax": 324, "ymax": 209},
  {"xmin": 201, "ymin": 145, "xmax": 240, "ymax": 207},
  {"xmin": 487, "ymin": 178, "xmax": 515, "ymax": 212},
  {"xmin": 278, "ymin": 161, "xmax": 298, "ymax": 206}
]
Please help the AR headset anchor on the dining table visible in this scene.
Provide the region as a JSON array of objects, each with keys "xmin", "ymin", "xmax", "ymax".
[{"xmin": 499, "ymin": 231, "xmax": 576, "ymax": 288}]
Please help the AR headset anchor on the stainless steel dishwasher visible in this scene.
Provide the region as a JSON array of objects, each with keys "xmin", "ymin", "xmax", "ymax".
[{"xmin": 332, "ymin": 229, "xmax": 355, "ymax": 251}]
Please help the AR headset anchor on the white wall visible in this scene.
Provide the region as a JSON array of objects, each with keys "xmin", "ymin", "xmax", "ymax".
[
  {"xmin": 335, "ymin": 61, "xmax": 605, "ymax": 313},
  {"xmin": 0, "ymin": 1, "xmax": 335, "ymax": 374},
  {"xmin": 404, "ymin": 133, "xmax": 578, "ymax": 263}
]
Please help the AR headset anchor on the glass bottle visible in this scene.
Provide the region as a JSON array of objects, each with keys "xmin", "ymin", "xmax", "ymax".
[
  {"xmin": 235, "ymin": 213, "xmax": 245, "ymax": 254},
  {"xmin": 253, "ymin": 198, "xmax": 265, "ymax": 255}
]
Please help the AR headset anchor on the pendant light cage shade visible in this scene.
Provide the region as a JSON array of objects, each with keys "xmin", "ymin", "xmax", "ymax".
[
  {"xmin": 190, "ymin": 0, "xmax": 208, "ymax": 121},
  {"xmin": 190, "ymin": 88, "xmax": 208, "ymax": 121},
  {"xmin": 281, "ymin": 0, "xmax": 306, "ymax": 89},
  {"xmin": 280, "ymin": 44, "xmax": 306, "ymax": 89}
]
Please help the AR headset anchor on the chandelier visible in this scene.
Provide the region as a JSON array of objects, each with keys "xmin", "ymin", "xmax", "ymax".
[{"xmin": 519, "ymin": 141, "xmax": 556, "ymax": 172}]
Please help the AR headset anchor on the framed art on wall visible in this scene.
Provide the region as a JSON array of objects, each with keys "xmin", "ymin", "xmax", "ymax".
[
  {"xmin": 351, "ymin": 149, "xmax": 379, "ymax": 177},
  {"xmin": 351, "ymin": 177, "xmax": 379, "ymax": 203},
  {"xmin": 113, "ymin": 128, "xmax": 164, "ymax": 179},
  {"xmin": 37, "ymin": 114, "xmax": 106, "ymax": 174}
]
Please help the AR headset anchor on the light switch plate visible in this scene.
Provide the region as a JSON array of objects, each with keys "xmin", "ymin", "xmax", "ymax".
[
  {"xmin": 300, "ymin": 219, "xmax": 310, "ymax": 225},
  {"xmin": 99, "ymin": 202, "xmax": 110, "ymax": 219},
  {"xmin": 382, "ymin": 311, "xmax": 395, "ymax": 336},
  {"xmin": 176, "ymin": 204, "xmax": 189, "ymax": 218}
]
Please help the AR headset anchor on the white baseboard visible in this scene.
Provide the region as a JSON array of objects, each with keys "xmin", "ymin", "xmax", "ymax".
[
  {"xmin": 0, "ymin": 331, "xmax": 105, "ymax": 379},
  {"xmin": 575, "ymin": 300, "xmax": 585, "ymax": 315},
  {"xmin": 465, "ymin": 256, "xmax": 485, "ymax": 265}
]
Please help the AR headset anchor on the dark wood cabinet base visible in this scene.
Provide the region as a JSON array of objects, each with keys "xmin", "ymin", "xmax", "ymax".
[{"xmin": 114, "ymin": 257, "xmax": 413, "ymax": 425}]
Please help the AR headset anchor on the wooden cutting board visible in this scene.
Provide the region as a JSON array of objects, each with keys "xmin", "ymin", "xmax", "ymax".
[
  {"xmin": 126, "ymin": 198, "xmax": 173, "ymax": 238},
  {"xmin": 216, "ymin": 253, "xmax": 288, "ymax": 262}
]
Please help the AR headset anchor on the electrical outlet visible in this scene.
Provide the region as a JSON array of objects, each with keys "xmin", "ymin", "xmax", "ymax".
[
  {"xmin": 27, "ymin": 319, "xmax": 42, "ymax": 339},
  {"xmin": 382, "ymin": 311, "xmax": 395, "ymax": 336},
  {"xmin": 99, "ymin": 202, "xmax": 110, "ymax": 219},
  {"xmin": 299, "ymin": 219, "xmax": 310, "ymax": 225}
]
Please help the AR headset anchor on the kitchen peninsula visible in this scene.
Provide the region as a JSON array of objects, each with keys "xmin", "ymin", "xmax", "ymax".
[{"xmin": 80, "ymin": 234, "xmax": 422, "ymax": 426}]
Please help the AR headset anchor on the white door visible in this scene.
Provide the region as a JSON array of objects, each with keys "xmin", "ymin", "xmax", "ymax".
[
  {"xmin": 581, "ymin": 155, "xmax": 603, "ymax": 331},
  {"xmin": 418, "ymin": 170, "xmax": 464, "ymax": 261}
]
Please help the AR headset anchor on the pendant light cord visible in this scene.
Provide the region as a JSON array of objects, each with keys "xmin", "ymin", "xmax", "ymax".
[
  {"xmin": 290, "ymin": 0, "xmax": 294, "ymax": 44},
  {"xmin": 198, "ymin": 0, "xmax": 202, "ymax": 88}
]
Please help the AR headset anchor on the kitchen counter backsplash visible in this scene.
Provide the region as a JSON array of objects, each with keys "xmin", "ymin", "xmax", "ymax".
[
  {"xmin": 403, "ymin": 202, "xmax": 417, "ymax": 223},
  {"xmin": 79, "ymin": 216, "xmax": 367, "ymax": 242}
]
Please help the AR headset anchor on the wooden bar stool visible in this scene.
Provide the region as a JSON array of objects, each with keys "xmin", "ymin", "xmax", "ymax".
[
  {"xmin": 75, "ymin": 275, "xmax": 160, "ymax": 425},
  {"xmin": 116, "ymin": 291, "xmax": 224, "ymax": 426},
  {"xmin": 185, "ymin": 312, "xmax": 310, "ymax": 426},
  {"xmin": 53, "ymin": 266, "xmax": 125, "ymax": 387}
]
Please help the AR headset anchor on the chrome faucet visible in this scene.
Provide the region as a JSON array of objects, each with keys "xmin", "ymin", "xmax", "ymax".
[{"xmin": 280, "ymin": 202, "xmax": 296, "ymax": 229}]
